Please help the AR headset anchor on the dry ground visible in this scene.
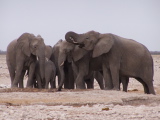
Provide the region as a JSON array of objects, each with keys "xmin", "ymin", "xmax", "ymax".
[{"xmin": 0, "ymin": 55, "xmax": 160, "ymax": 120}]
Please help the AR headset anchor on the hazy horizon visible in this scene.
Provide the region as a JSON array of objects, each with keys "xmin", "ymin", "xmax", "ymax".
[{"xmin": 0, "ymin": 0, "xmax": 160, "ymax": 51}]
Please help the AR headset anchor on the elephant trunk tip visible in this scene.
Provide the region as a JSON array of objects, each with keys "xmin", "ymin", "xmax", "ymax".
[{"xmin": 65, "ymin": 31, "xmax": 78, "ymax": 44}]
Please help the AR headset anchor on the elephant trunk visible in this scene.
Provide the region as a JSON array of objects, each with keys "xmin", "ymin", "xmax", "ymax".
[
  {"xmin": 38, "ymin": 52, "xmax": 45, "ymax": 87},
  {"xmin": 57, "ymin": 52, "xmax": 67, "ymax": 91},
  {"xmin": 65, "ymin": 31, "xmax": 79, "ymax": 44}
]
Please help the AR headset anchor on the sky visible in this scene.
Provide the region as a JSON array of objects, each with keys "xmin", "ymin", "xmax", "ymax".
[{"xmin": 0, "ymin": 0, "xmax": 160, "ymax": 51}]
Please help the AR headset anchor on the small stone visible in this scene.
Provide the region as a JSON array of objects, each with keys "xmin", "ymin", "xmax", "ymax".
[{"xmin": 102, "ymin": 107, "xmax": 110, "ymax": 111}]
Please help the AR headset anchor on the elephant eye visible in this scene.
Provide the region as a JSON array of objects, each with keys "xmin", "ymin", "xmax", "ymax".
[
  {"xmin": 34, "ymin": 45, "xmax": 37, "ymax": 49},
  {"xmin": 86, "ymin": 37, "xmax": 89, "ymax": 39}
]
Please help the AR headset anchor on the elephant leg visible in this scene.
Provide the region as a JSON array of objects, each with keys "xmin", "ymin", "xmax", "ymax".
[
  {"xmin": 34, "ymin": 80, "xmax": 38, "ymax": 88},
  {"xmin": 8, "ymin": 66, "xmax": 15, "ymax": 86},
  {"xmin": 36, "ymin": 74, "xmax": 42, "ymax": 89},
  {"xmin": 94, "ymin": 71, "xmax": 104, "ymax": 89},
  {"xmin": 52, "ymin": 79, "xmax": 56, "ymax": 88},
  {"xmin": 146, "ymin": 80, "xmax": 155, "ymax": 95},
  {"xmin": 57, "ymin": 66, "xmax": 65, "ymax": 91},
  {"xmin": 12, "ymin": 62, "xmax": 24, "ymax": 88},
  {"xmin": 109, "ymin": 65, "xmax": 120, "ymax": 90},
  {"xmin": 50, "ymin": 72, "xmax": 56, "ymax": 89},
  {"xmin": 63, "ymin": 63, "xmax": 74, "ymax": 89},
  {"xmin": 135, "ymin": 77, "xmax": 150, "ymax": 94},
  {"xmin": 103, "ymin": 67, "xmax": 113, "ymax": 90},
  {"xmin": 63, "ymin": 64, "xmax": 70, "ymax": 89},
  {"xmin": 45, "ymin": 80, "xmax": 49, "ymax": 89},
  {"xmin": 57, "ymin": 72, "xmax": 61, "ymax": 86},
  {"xmin": 140, "ymin": 77, "xmax": 155, "ymax": 95},
  {"xmin": 68, "ymin": 65, "xmax": 75, "ymax": 89},
  {"xmin": 52, "ymin": 73, "xmax": 56, "ymax": 88},
  {"xmin": 45, "ymin": 74, "xmax": 50, "ymax": 89},
  {"xmin": 50, "ymin": 75, "xmax": 54, "ymax": 89},
  {"xmin": 120, "ymin": 76, "xmax": 129, "ymax": 92},
  {"xmin": 19, "ymin": 70, "xmax": 26, "ymax": 88},
  {"xmin": 26, "ymin": 62, "xmax": 36, "ymax": 88},
  {"xmin": 50, "ymin": 79, "xmax": 54, "ymax": 89},
  {"xmin": 85, "ymin": 72, "xmax": 94, "ymax": 89},
  {"xmin": 49, "ymin": 67, "xmax": 56, "ymax": 88},
  {"xmin": 85, "ymin": 78, "xmax": 94, "ymax": 89},
  {"xmin": 33, "ymin": 74, "xmax": 38, "ymax": 88},
  {"xmin": 76, "ymin": 73, "xmax": 86, "ymax": 89},
  {"xmin": 64, "ymin": 73, "xmax": 69, "ymax": 89}
]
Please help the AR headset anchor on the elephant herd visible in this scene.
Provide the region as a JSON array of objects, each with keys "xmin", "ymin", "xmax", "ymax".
[{"xmin": 6, "ymin": 31, "xmax": 156, "ymax": 95}]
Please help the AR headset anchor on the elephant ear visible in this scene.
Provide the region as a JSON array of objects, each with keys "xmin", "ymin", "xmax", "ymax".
[
  {"xmin": 72, "ymin": 46, "xmax": 88, "ymax": 61},
  {"xmin": 17, "ymin": 33, "xmax": 33, "ymax": 57},
  {"xmin": 92, "ymin": 34, "xmax": 114, "ymax": 58}
]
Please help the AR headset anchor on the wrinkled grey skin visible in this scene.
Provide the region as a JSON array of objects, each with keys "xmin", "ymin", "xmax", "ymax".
[
  {"xmin": 44, "ymin": 45, "xmax": 56, "ymax": 88},
  {"xmin": 65, "ymin": 31, "xmax": 155, "ymax": 94},
  {"xmin": 6, "ymin": 33, "xmax": 46, "ymax": 88},
  {"xmin": 34, "ymin": 59, "xmax": 56, "ymax": 89},
  {"xmin": 57, "ymin": 40, "xmax": 104, "ymax": 91},
  {"xmin": 51, "ymin": 39, "xmax": 64, "ymax": 88},
  {"xmin": 45, "ymin": 45, "xmax": 53, "ymax": 60},
  {"xmin": 27, "ymin": 45, "xmax": 55, "ymax": 88},
  {"xmin": 119, "ymin": 76, "xmax": 129, "ymax": 92}
]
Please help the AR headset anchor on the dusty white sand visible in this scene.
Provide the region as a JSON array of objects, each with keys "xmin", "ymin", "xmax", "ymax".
[{"xmin": 0, "ymin": 55, "xmax": 160, "ymax": 120}]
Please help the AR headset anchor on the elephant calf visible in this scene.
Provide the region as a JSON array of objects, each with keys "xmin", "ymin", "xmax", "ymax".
[{"xmin": 34, "ymin": 59, "xmax": 56, "ymax": 89}]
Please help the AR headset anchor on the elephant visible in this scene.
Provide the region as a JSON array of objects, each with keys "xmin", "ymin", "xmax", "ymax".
[
  {"xmin": 6, "ymin": 33, "xmax": 46, "ymax": 88},
  {"xmin": 44, "ymin": 45, "xmax": 56, "ymax": 88},
  {"xmin": 34, "ymin": 59, "xmax": 56, "ymax": 89},
  {"xmin": 52, "ymin": 40, "xmax": 77, "ymax": 90},
  {"xmin": 56, "ymin": 40, "xmax": 104, "ymax": 91},
  {"xmin": 27, "ymin": 44, "xmax": 56, "ymax": 88},
  {"xmin": 65, "ymin": 31, "xmax": 155, "ymax": 94}
]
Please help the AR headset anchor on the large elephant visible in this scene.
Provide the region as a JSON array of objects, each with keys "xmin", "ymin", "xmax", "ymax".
[
  {"xmin": 65, "ymin": 31, "xmax": 155, "ymax": 94},
  {"xmin": 57, "ymin": 40, "xmax": 104, "ymax": 91},
  {"xmin": 6, "ymin": 33, "xmax": 46, "ymax": 88},
  {"xmin": 52, "ymin": 40, "xmax": 77, "ymax": 90}
]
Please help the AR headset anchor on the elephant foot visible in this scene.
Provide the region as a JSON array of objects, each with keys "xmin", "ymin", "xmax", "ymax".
[
  {"xmin": 26, "ymin": 86, "xmax": 33, "ymax": 88},
  {"xmin": 104, "ymin": 87, "xmax": 112, "ymax": 90},
  {"xmin": 123, "ymin": 89, "xmax": 127, "ymax": 92},
  {"xmin": 11, "ymin": 84, "xmax": 18, "ymax": 88},
  {"xmin": 57, "ymin": 86, "xmax": 62, "ymax": 91},
  {"xmin": 112, "ymin": 87, "xmax": 120, "ymax": 91},
  {"xmin": 100, "ymin": 86, "xmax": 105, "ymax": 90},
  {"xmin": 148, "ymin": 90, "xmax": 156, "ymax": 95},
  {"xmin": 76, "ymin": 86, "xmax": 86, "ymax": 89}
]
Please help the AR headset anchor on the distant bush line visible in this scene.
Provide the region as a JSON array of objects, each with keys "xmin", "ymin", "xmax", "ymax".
[
  {"xmin": 150, "ymin": 51, "xmax": 160, "ymax": 55},
  {"xmin": 0, "ymin": 50, "xmax": 6, "ymax": 55},
  {"xmin": 0, "ymin": 50, "xmax": 160, "ymax": 55}
]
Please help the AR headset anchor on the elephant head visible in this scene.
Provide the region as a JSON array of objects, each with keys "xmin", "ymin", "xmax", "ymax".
[
  {"xmin": 17, "ymin": 33, "xmax": 46, "ymax": 81},
  {"xmin": 65, "ymin": 31, "xmax": 114, "ymax": 58},
  {"xmin": 57, "ymin": 40, "xmax": 88, "ymax": 90},
  {"xmin": 45, "ymin": 45, "xmax": 52, "ymax": 60},
  {"xmin": 57, "ymin": 41, "xmax": 75, "ymax": 70},
  {"xmin": 58, "ymin": 40, "xmax": 88, "ymax": 67}
]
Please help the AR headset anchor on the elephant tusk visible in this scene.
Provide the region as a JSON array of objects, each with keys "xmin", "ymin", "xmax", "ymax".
[
  {"xmin": 69, "ymin": 37, "xmax": 78, "ymax": 44},
  {"xmin": 45, "ymin": 57, "xmax": 49, "ymax": 61},
  {"xmin": 73, "ymin": 41, "xmax": 79, "ymax": 44},
  {"xmin": 60, "ymin": 61, "xmax": 64, "ymax": 66}
]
